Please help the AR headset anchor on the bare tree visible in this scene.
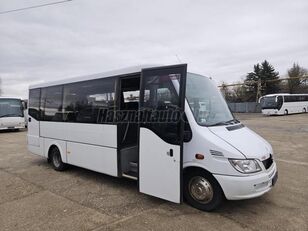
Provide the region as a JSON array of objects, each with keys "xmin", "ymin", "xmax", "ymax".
[{"xmin": 220, "ymin": 82, "xmax": 233, "ymax": 102}]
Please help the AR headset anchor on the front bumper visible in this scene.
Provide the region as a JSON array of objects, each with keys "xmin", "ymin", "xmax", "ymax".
[
  {"xmin": 0, "ymin": 125, "xmax": 25, "ymax": 130},
  {"xmin": 214, "ymin": 162, "xmax": 278, "ymax": 200}
]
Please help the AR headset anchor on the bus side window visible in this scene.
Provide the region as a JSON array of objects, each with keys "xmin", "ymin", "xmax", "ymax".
[
  {"xmin": 29, "ymin": 89, "xmax": 40, "ymax": 120},
  {"xmin": 40, "ymin": 86, "xmax": 63, "ymax": 122},
  {"xmin": 141, "ymin": 75, "xmax": 182, "ymax": 145},
  {"xmin": 63, "ymin": 78, "xmax": 116, "ymax": 124}
]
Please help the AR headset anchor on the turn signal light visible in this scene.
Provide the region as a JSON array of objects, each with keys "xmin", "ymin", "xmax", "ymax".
[{"xmin": 195, "ymin": 154, "xmax": 204, "ymax": 160}]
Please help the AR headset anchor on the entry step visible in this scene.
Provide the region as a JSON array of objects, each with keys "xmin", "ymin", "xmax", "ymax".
[{"xmin": 122, "ymin": 171, "xmax": 138, "ymax": 180}]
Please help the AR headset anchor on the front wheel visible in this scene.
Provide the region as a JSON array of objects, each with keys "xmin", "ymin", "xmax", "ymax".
[
  {"xmin": 184, "ymin": 169, "xmax": 224, "ymax": 211},
  {"xmin": 284, "ymin": 109, "xmax": 288, "ymax": 115}
]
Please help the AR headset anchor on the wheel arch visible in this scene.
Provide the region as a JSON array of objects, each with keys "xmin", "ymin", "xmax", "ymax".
[
  {"xmin": 182, "ymin": 164, "xmax": 226, "ymax": 210},
  {"xmin": 44, "ymin": 139, "xmax": 67, "ymax": 163},
  {"xmin": 183, "ymin": 164, "xmax": 225, "ymax": 198},
  {"xmin": 47, "ymin": 144, "xmax": 59, "ymax": 159}
]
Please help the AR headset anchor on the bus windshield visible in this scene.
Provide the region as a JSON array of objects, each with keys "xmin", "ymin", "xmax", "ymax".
[
  {"xmin": 260, "ymin": 96, "xmax": 282, "ymax": 109},
  {"xmin": 0, "ymin": 98, "xmax": 24, "ymax": 118},
  {"xmin": 186, "ymin": 73, "xmax": 234, "ymax": 126}
]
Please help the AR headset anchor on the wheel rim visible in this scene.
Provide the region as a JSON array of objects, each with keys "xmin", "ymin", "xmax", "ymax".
[
  {"xmin": 285, "ymin": 110, "xmax": 288, "ymax": 115},
  {"xmin": 188, "ymin": 176, "xmax": 214, "ymax": 204},
  {"xmin": 52, "ymin": 151, "xmax": 61, "ymax": 168}
]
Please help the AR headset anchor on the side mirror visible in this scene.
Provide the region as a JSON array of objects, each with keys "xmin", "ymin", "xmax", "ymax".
[{"xmin": 183, "ymin": 130, "xmax": 192, "ymax": 142}]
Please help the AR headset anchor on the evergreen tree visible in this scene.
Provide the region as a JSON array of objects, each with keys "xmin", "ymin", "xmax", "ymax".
[
  {"xmin": 245, "ymin": 60, "xmax": 280, "ymax": 100},
  {"xmin": 245, "ymin": 64, "xmax": 261, "ymax": 101},
  {"xmin": 260, "ymin": 60, "xmax": 280, "ymax": 94}
]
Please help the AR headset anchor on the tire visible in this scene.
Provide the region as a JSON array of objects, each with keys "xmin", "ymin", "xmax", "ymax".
[
  {"xmin": 184, "ymin": 169, "xmax": 224, "ymax": 211},
  {"xmin": 303, "ymin": 108, "xmax": 306, "ymax": 113},
  {"xmin": 50, "ymin": 146, "xmax": 67, "ymax": 171},
  {"xmin": 284, "ymin": 109, "xmax": 288, "ymax": 115}
]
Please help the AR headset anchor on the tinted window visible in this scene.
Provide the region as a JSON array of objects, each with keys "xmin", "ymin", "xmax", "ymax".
[
  {"xmin": 29, "ymin": 89, "xmax": 40, "ymax": 120},
  {"xmin": 63, "ymin": 78, "xmax": 115, "ymax": 123},
  {"xmin": 41, "ymin": 86, "xmax": 63, "ymax": 121},
  {"xmin": 284, "ymin": 95, "xmax": 305, "ymax": 102},
  {"xmin": 140, "ymin": 73, "xmax": 182, "ymax": 145}
]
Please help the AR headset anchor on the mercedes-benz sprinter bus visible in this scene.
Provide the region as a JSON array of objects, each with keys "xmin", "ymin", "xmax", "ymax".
[{"xmin": 27, "ymin": 64, "xmax": 278, "ymax": 211}]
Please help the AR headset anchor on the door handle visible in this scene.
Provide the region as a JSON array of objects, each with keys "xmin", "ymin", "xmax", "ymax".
[{"xmin": 167, "ymin": 149, "xmax": 173, "ymax": 157}]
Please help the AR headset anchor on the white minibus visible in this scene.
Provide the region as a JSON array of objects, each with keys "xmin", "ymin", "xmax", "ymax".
[
  {"xmin": 0, "ymin": 97, "xmax": 26, "ymax": 131},
  {"xmin": 27, "ymin": 64, "xmax": 278, "ymax": 211},
  {"xmin": 260, "ymin": 93, "xmax": 308, "ymax": 115}
]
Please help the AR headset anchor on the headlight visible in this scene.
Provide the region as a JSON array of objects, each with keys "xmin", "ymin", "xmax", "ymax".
[{"xmin": 229, "ymin": 159, "xmax": 261, "ymax": 173}]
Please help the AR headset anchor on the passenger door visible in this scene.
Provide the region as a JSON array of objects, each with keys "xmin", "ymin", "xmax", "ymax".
[
  {"xmin": 27, "ymin": 89, "xmax": 41, "ymax": 152},
  {"xmin": 139, "ymin": 64, "xmax": 187, "ymax": 203}
]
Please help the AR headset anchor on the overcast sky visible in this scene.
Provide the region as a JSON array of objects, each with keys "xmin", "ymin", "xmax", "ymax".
[{"xmin": 0, "ymin": 0, "xmax": 307, "ymax": 98}]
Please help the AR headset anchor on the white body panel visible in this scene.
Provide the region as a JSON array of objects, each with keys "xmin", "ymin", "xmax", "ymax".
[
  {"xmin": 27, "ymin": 114, "xmax": 41, "ymax": 155},
  {"xmin": 40, "ymin": 122, "xmax": 117, "ymax": 148},
  {"xmin": 67, "ymin": 142, "xmax": 117, "ymax": 176},
  {"xmin": 139, "ymin": 128, "xmax": 181, "ymax": 203},
  {"xmin": 37, "ymin": 122, "xmax": 118, "ymax": 176},
  {"xmin": 280, "ymin": 101, "xmax": 308, "ymax": 114}
]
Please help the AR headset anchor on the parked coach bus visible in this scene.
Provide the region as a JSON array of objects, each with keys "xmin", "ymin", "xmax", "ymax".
[
  {"xmin": 0, "ymin": 97, "xmax": 25, "ymax": 131},
  {"xmin": 27, "ymin": 64, "xmax": 278, "ymax": 211},
  {"xmin": 260, "ymin": 93, "xmax": 308, "ymax": 115}
]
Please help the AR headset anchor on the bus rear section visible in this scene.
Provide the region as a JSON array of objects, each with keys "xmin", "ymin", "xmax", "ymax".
[{"xmin": 0, "ymin": 97, "xmax": 25, "ymax": 130}]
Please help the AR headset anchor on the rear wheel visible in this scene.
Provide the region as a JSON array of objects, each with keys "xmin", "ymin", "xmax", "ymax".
[
  {"xmin": 50, "ymin": 146, "xmax": 67, "ymax": 171},
  {"xmin": 184, "ymin": 169, "xmax": 224, "ymax": 211},
  {"xmin": 303, "ymin": 108, "xmax": 306, "ymax": 113}
]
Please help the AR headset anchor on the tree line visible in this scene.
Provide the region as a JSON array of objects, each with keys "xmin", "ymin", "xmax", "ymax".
[{"xmin": 221, "ymin": 61, "xmax": 308, "ymax": 102}]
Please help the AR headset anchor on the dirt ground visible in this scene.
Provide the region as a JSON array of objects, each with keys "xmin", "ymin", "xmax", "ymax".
[{"xmin": 0, "ymin": 113, "xmax": 307, "ymax": 231}]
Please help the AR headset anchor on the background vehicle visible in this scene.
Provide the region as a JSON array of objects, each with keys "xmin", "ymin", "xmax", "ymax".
[
  {"xmin": 28, "ymin": 64, "xmax": 277, "ymax": 211},
  {"xmin": 260, "ymin": 93, "xmax": 308, "ymax": 115},
  {"xmin": 0, "ymin": 97, "xmax": 25, "ymax": 131}
]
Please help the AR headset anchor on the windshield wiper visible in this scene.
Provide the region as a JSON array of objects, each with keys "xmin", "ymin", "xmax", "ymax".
[
  {"xmin": 208, "ymin": 119, "xmax": 240, "ymax": 127},
  {"xmin": 0, "ymin": 114, "xmax": 22, "ymax": 118}
]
